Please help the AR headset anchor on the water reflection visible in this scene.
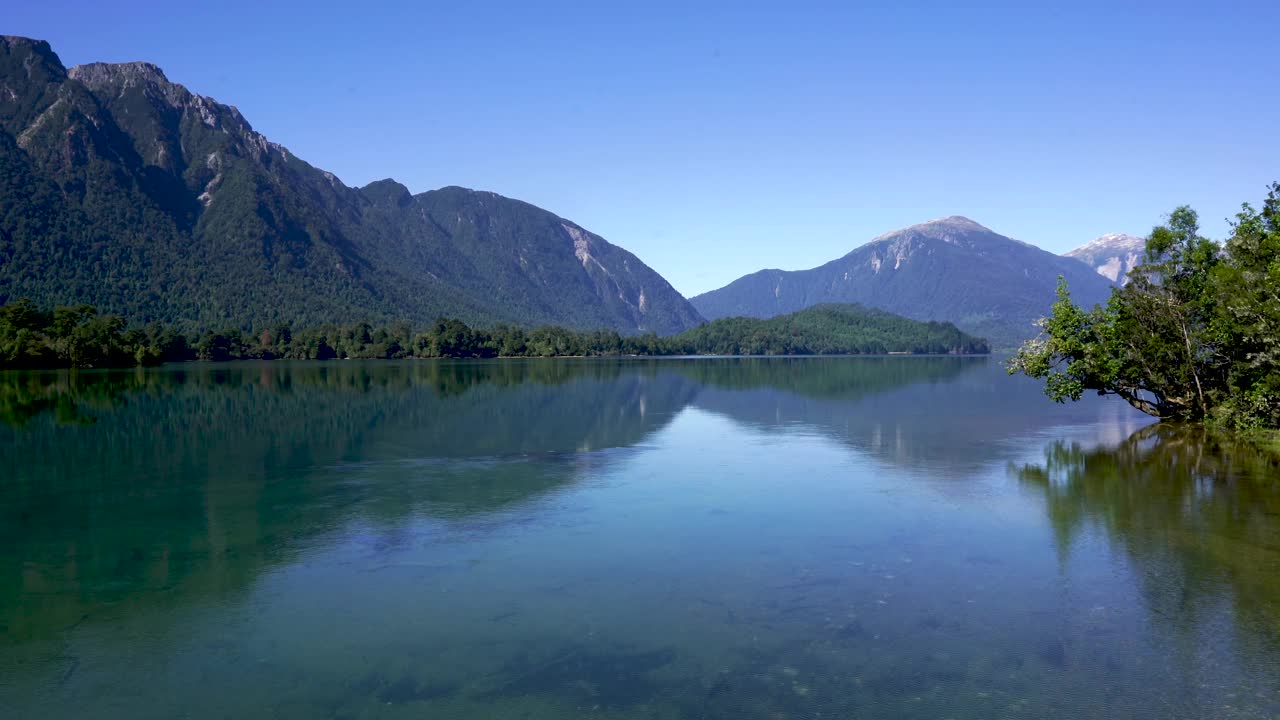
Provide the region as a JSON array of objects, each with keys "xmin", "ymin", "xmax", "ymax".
[
  {"xmin": 0, "ymin": 362, "xmax": 699, "ymax": 646},
  {"xmin": 1014, "ymin": 424, "xmax": 1280, "ymax": 651},
  {"xmin": 2, "ymin": 360, "xmax": 1278, "ymax": 719},
  {"xmin": 0, "ymin": 357, "xmax": 978, "ymax": 429},
  {"xmin": 3, "ymin": 359, "xmax": 976, "ymax": 641},
  {"xmin": 690, "ymin": 357, "xmax": 1138, "ymax": 472}
]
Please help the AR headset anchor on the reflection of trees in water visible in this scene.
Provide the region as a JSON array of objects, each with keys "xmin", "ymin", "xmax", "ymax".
[
  {"xmin": 0, "ymin": 357, "xmax": 1016, "ymax": 645},
  {"xmin": 0, "ymin": 361, "xmax": 648, "ymax": 428},
  {"xmin": 0, "ymin": 357, "xmax": 978, "ymax": 429},
  {"xmin": 0, "ymin": 362, "xmax": 699, "ymax": 644},
  {"xmin": 1013, "ymin": 424, "xmax": 1280, "ymax": 655},
  {"xmin": 687, "ymin": 356, "xmax": 1112, "ymax": 472},
  {"xmin": 672, "ymin": 355, "xmax": 980, "ymax": 399},
  {"xmin": 0, "ymin": 370, "xmax": 150, "ymax": 427}
]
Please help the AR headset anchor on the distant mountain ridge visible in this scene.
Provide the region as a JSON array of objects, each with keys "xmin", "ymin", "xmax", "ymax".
[
  {"xmin": 691, "ymin": 216, "xmax": 1117, "ymax": 348},
  {"xmin": 1064, "ymin": 233, "xmax": 1146, "ymax": 284},
  {"xmin": 0, "ymin": 36, "xmax": 703, "ymax": 334}
]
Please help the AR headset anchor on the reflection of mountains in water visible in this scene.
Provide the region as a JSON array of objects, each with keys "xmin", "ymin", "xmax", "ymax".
[
  {"xmin": 2, "ymin": 357, "xmax": 1139, "ymax": 492},
  {"xmin": 0, "ymin": 357, "xmax": 1135, "ymax": 643},
  {"xmin": 688, "ymin": 356, "xmax": 1145, "ymax": 472},
  {"xmin": 0, "ymin": 362, "xmax": 700, "ymax": 643}
]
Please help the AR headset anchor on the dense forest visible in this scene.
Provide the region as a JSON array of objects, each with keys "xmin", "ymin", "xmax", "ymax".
[
  {"xmin": 1012, "ymin": 182, "xmax": 1280, "ymax": 431},
  {"xmin": 0, "ymin": 301, "xmax": 988, "ymax": 369}
]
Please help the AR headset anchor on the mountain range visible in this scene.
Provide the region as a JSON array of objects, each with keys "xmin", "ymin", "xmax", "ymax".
[
  {"xmin": 690, "ymin": 216, "xmax": 1117, "ymax": 348},
  {"xmin": 3, "ymin": 36, "xmax": 1142, "ymax": 346},
  {"xmin": 0, "ymin": 36, "xmax": 703, "ymax": 334}
]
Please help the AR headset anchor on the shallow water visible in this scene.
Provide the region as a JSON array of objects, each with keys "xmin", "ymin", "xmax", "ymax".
[{"xmin": 1, "ymin": 358, "xmax": 1278, "ymax": 719}]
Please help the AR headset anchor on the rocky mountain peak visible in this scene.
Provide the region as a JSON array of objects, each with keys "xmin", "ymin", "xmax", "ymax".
[
  {"xmin": 0, "ymin": 35, "xmax": 65, "ymax": 75},
  {"xmin": 864, "ymin": 215, "xmax": 1006, "ymax": 253},
  {"xmin": 873, "ymin": 215, "xmax": 992, "ymax": 240},
  {"xmin": 1065, "ymin": 233, "xmax": 1146, "ymax": 284},
  {"xmin": 1067, "ymin": 232, "xmax": 1144, "ymax": 254},
  {"xmin": 69, "ymin": 61, "xmax": 170, "ymax": 86},
  {"xmin": 1, "ymin": 36, "xmax": 69, "ymax": 133},
  {"xmin": 69, "ymin": 60, "xmax": 199, "ymax": 114},
  {"xmin": 67, "ymin": 58, "xmax": 276, "ymax": 168},
  {"xmin": 923, "ymin": 215, "xmax": 991, "ymax": 231},
  {"xmin": 68, "ymin": 60, "xmax": 254, "ymax": 129}
]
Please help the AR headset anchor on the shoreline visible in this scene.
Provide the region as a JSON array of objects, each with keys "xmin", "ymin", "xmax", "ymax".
[{"xmin": 2, "ymin": 352, "xmax": 994, "ymax": 372}]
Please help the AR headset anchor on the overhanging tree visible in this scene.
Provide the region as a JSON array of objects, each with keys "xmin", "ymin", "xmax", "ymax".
[{"xmin": 1012, "ymin": 183, "xmax": 1280, "ymax": 428}]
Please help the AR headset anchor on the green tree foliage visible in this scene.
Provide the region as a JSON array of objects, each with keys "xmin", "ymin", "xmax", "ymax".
[
  {"xmin": 0, "ymin": 301, "xmax": 988, "ymax": 370},
  {"xmin": 0, "ymin": 300, "xmax": 182, "ymax": 368},
  {"xmin": 1011, "ymin": 183, "xmax": 1280, "ymax": 429},
  {"xmin": 670, "ymin": 304, "xmax": 988, "ymax": 356}
]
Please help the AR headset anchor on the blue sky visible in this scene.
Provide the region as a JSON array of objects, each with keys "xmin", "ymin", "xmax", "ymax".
[{"xmin": 9, "ymin": 1, "xmax": 1279, "ymax": 295}]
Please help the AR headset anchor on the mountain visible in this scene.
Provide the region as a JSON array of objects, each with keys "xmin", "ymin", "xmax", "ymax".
[
  {"xmin": 690, "ymin": 216, "xmax": 1116, "ymax": 348},
  {"xmin": 0, "ymin": 36, "xmax": 702, "ymax": 334},
  {"xmin": 1064, "ymin": 233, "xmax": 1146, "ymax": 284}
]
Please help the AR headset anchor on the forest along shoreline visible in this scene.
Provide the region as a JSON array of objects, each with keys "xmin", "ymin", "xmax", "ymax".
[{"xmin": 0, "ymin": 302, "xmax": 989, "ymax": 368}]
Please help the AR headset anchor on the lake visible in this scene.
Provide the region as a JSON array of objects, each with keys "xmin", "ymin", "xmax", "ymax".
[{"xmin": 1, "ymin": 358, "xmax": 1278, "ymax": 719}]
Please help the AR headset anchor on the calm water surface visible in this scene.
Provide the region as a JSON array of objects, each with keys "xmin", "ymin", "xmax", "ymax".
[{"xmin": 1, "ymin": 358, "xmax": 1278, "ymax": 719}]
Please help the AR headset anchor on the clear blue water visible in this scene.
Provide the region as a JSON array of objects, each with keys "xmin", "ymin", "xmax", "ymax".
[{"xmin": 1, "ymin": 358, "xmax": 1278, "ymax": 718}]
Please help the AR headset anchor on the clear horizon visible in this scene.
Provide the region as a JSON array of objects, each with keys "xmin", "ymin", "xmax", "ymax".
[{"xmin": 8, "ymin": 1, "xmax": 1278, "ymax": 296}]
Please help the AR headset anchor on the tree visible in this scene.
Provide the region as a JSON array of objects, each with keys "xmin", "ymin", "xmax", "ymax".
[
  {"xmin": 1012, "ymin": 185, "xmax": 1280, "ymax": 429},
  {"xmin": 1210, "ymin": 183, "xmax": 1280, "ymax": 428}
]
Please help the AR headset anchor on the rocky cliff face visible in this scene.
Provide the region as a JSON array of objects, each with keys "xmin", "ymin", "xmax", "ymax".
[
  {"xmin": 691, "ymin": 216, "xmax": 1117, "ymax": 348},
  {"xmin": 0, "ymin": 35, "xmax": 703, "ymax": 334},
  {"xmin": 1064, "ymin": 233, "xmax": 1146, "ymax": 284}
]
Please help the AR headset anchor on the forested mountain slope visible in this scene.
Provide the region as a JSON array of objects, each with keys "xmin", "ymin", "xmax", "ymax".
[{"xmin": 0, "ymin": 36, "xmax": 702, "ymax": 334}]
